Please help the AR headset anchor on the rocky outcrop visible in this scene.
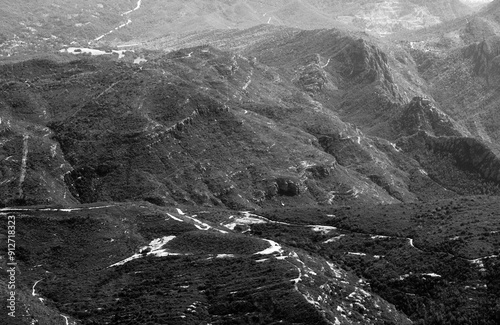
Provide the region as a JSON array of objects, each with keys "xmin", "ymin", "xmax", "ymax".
[
  {"xmin": 339, "ymin": 38, "xmax": 397, "ymax": 95},
  {"xmin": 296, "ymin": 54, "xmax": 337, "ymax": 93},
  {"xmin": 399, "ymin": 96, "xmax": 465, "ymax": 137},
  {"xmin": 276, "ymin": 177, "xmax": 301, "ymax": 196}
]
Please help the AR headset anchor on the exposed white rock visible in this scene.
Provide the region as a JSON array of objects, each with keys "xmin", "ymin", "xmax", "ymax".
[
  {"xmin": 323, "ymin": 235, "xmax": 345, "ymax": 243},
  {"xmin": 109, "ymin": 236, "xmax": 177, "ymax": 267},
  {"xmin": 308, "ymin": 225, "xmax": 337, "ymax": 234}
]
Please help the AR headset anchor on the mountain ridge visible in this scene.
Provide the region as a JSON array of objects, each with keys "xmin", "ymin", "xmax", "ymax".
[{"xmin": 0, "ymin": 0, "xmax": 478, "ymax": 57}]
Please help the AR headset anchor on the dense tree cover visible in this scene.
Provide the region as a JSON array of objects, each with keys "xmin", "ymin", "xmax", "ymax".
[{"xmin": 253, "ymin": 199, "xmax": 500, "ymax": 325}]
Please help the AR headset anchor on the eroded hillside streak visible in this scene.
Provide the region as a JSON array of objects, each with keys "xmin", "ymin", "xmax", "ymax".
[
  {"xmin": 95, "ymin": 80, "xmax": 124, "ymax": 100},
  {"xmin": 61, "ymin": 314, "xmax": 70, "ymax": 325},
  {"xmin": 242, "ymin": 67, "xmax": 254, "ymax": 90},
  {"xmin": 94, "ymin": 0, "xmax": 142, "ymax": 41},
  {"xmin": 18, "ymin": 134, "xmax": 29, "ymax": 198}
]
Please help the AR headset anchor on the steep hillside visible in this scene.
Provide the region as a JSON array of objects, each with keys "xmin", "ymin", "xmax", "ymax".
[{"xmin": 405, "ymin": 32, "xmax": 500, "ymax": 145}]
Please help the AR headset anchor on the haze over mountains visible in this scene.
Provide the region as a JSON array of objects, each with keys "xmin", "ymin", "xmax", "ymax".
[{"xmin": 1, "ymin": 1, "xmax": 499, "ymax": 325}]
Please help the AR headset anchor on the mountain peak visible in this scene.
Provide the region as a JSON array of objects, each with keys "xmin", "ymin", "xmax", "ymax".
[{"xmin": 399, "ymin": 96, "xmax": 466, "ymax": 137}]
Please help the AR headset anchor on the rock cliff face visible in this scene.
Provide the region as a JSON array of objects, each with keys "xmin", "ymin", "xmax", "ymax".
[{"xmin": 296, "ymin": 54, "xmax": 337, "ymax": 93}]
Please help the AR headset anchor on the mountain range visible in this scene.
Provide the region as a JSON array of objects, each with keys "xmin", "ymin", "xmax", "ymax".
[
  {"xmin": 1, "ymin": 1, "xmax": 499, "ymax": 324},
  {"xmin": 0, "ymin": 0, "xmax": 487, "ymax": 56}
]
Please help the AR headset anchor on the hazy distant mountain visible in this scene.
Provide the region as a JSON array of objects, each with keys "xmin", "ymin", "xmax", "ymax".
[
  {"xmin": 0, "ymin": 0, "xmax": 475, "ymax": 56},
  {"xmin": 461, "ymin": 0, "xmax": 493, "ymax": 9}
]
